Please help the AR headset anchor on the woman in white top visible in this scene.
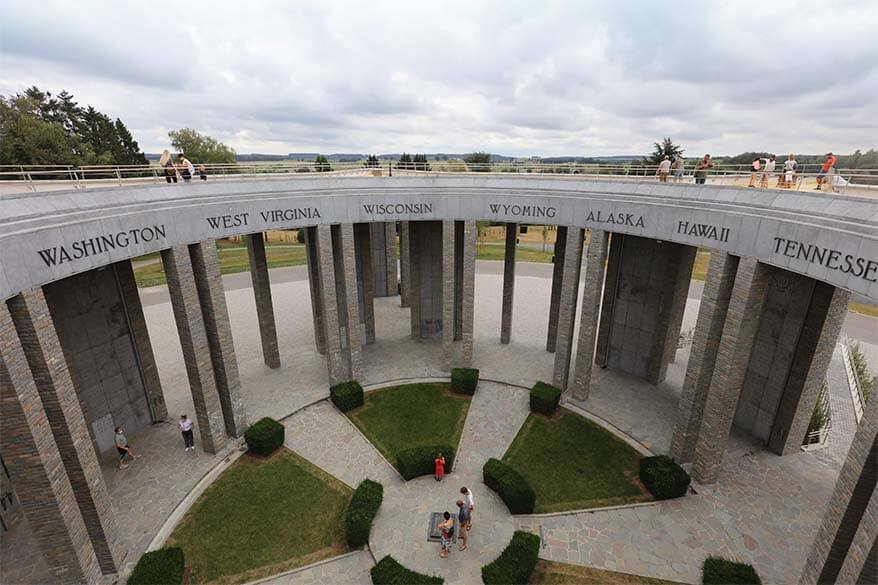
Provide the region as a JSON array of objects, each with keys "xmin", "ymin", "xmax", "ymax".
[
  {"xmin": 783, "ymin": 155, "xmax": 797, "ymax": 189},
  {"xmin": 760, "ymin": 155, "xmax": 777, "ymax": 189}
]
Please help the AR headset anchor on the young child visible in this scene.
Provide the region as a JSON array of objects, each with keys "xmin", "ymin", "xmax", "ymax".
[
  {"xmin": 198, "ymin": 164, "xmax": 207, "ymax": 181},
  {"xmin": 434, "ymin": 453, "xmax": 446, "ymax": 481}
]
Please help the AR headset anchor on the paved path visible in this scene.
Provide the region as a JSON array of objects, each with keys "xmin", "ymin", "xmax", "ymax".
[
  {"xmin": 282, "ymin": 400, "xmax": 399, "ymax": 488},
  {"xmin": 253, "ymin": 551, "xmax": 374, "ymax": 585},
  {"xmin": 454, "ymin": 381, "xmax": 530, "ymax": 474},
  {"xmin": 810, "ymin": 345, "xmax": 860, "ymax": 471}
]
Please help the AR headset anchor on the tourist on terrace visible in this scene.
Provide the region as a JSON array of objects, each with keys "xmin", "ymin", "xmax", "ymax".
[
  {"xmin": 438, "ymin": 511, "xmax": 454, "ymax": 558},
  {"xmin": 159, "ymin": 149, "xmax": 177, "ymax": 183},
  {"xmin": 657, "ymin": 155, "xmax": 671, "ymax": 182},
  {"xmin": 748, "ymin": 156, "xmax": 762, "ymax": 187},
  {"xmin": 460, "ymin": 486, "xmax": 474, "ymax": 531},
  {"xmin": 456, "ymin": 500, "xmax": 470, "ymax": 551},
  {"xmin": 815, "ymin": 152, "xmax": 837, "ymax": 190},
  {"xmin": 178, "ymin": 154, "xmax": 195, "ymax": 183},
  {"xmin": 783, "ymin": 154, "xmax": 798, "ymax": 189},
  {"xmin": 198, "ymin": 164, "xmax": 207, "ymax": 181},
  {"xmin": 760, "ymin": 154, "xmax": 777, "ymax": 189},
  {"xmin": 672, "ymin": 155, "xmax": 685, "ymax": 182},
  {"xmin": 694, "ymin": 154, "xmax": 713, "ymax": 185}
]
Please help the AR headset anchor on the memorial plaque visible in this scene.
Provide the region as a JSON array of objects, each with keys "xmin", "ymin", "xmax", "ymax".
[{"xmin": 427, "ymin": 512, "xmax": 457, "ymax": 542}]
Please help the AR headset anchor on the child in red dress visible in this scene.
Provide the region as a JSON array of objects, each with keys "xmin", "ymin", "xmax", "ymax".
[{"xmin": 434, "ymin": 453, "xmax": 446, "ymax": 481}]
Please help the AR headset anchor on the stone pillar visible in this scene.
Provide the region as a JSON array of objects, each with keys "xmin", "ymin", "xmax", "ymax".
[
  {"xmin": 408, "ymin": 223, "xmax": 421, "ymax": 338},
  {"xmin": 190, "ymin": 242, "xmax": 248, "ymax": 438},
  {"xmin": 384, "ymin": 221, "xmax": 398, "ymax": 296},
  {"xmin": 546, "ymin": 226, "xmax": 567, "ymax": 352},
  {"xmin": 691, "ymin": 258, "xmax": 770, "ymax": 483},
  {"xmin": 661, "ymin": 246, "xmax": 696, "ymax": 367},
  {"xmin": 113, "ymin": 259, "xmax": 167, "ymax": 421},
  {"xmin": 594, "ymin": 233, "xmax": 623, "ymax": 367},
  {"xmin": 442, "ymin": 220, "xmax": 455, "ymax": 369},
  {"xmin": 0, "ymin": 304, "xmax": 104, "ymax": 584},
  {"xmin": 246, "ymin": 233, "xmax": 281, "ymax": 369},
  {"xmin": 5, "ymin": 291, "xmax": 125, "ymax": 575},
  {"xmin": 354, "ymin": 223, "xmax": 376, "ymax": 344},
  {"xmin": 400, "ymin": 221, "xmax": 411, "ymax": 308},
  {"xmin": 671, "ymin": 252, "xmax": 739, "ymax": 463},
  {"xmin": 551, "ymin": 227, "xmax": 584, "ymax": 391},
  {"xmin": 800, "ymin": 392, "xmax": 877, "ymax": 585},
  {"xmin": 339, "ymin": 223, "xmax": 363, "ymax": 380},
  {"xmin": 768, "ymin": 283, "xmax": 850, "ymax": 455},
  {"xmin": 453, "ymin": 222, "xmax": 464, "ymax": 341},
  {"xmin": 304, "ymin": 227, "xmax": 326, "ymax": 354},
  {"xmin": 461, "ymin": 220, "xmax": 477, "ymax": 367},
  {"xmin": 161, "ymin": 245, "xmax": 226, "ymax": 454},
  {"xmin": 500, "ymin": 223, "xmax": 516, "ymax": 344},
  {"xmin": 569, "ymin": 229, "xmax": 609, "ymax": 401},
  {"xmin": 315, "ymin": 225, "xmax": 346, "ymax": 384}
]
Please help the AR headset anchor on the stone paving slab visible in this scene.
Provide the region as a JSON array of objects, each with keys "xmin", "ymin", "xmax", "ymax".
[
  {"xmin": 253, "ymin": 550, "xmax": 374, "ymax": 585},
  {"xmin": 282, "ymin": 400, "xmax": 399, "ymax": 488}
]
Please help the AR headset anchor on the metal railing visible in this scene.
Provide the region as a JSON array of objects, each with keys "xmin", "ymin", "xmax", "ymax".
[
  {"xmin": 1, "ymin": 160, "xmax": 877, "ymax": 196},
  {"xmin": 804, "ymin": 380, "xmax": 833, "ymax": 446},
  {"xmin": 841, "ymin": 339, "xmax": 865, "ymax": 423}
]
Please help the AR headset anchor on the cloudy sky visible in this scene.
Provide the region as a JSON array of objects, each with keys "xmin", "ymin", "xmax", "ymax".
[{"xmin": 2, "ymin": 0, "xmax": 876, "ymax": 157}]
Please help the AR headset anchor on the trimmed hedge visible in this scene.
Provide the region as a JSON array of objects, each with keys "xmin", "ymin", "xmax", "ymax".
[
  {"xmin": 330, "ymin": 380, "xmax": 364, "ymax": 412},
  {"xmin": 127, "ymin": 547, "xmax": 185, "ymax": 585},
  {"xmin": 702, "ymin": 556, "xmax": 762, "ymax": 584},
  {"xmin": 396, "ymin": 445, "xmax": 455, "ymax": 480},
  {"xmin": 451, "ymin": 367, "xmax": 479, "ymax": 395},
  {"xmin": 370, "ymin": 555, "xmax": 443, "ymax": 584},
  {"xmin": 639, "ymin": 455, "xmax": 691, "ymax": 500},
  {"xmin": 481, "ymin": 531, "xmax": 541, "ymax": 585},
  {"xmin": 483, "ymin": 458, "xmax": 535, "ymax": 514},
  {"xmin": 243, "ymin": 417, "xmax": 284, "ymax": 456},
  {"xmin": 345, "ymin": 479, "xmax": 384, "ymax": 548},
  {"xmin": 530, "ymin": 381, "xmax": 561, "ymax": 416}
]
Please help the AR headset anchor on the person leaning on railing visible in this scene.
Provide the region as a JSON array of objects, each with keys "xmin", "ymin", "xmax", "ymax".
[
  {"xmin": 158, "ymin": 149, "xmax": 178, "ymax": 184},
  {"xmin": 693, "ymin": 154, "xmax": 713, "ymax": 185},
  {"xmin": 671, "ymin": 155, "xmax": 685, "ymax": 182},
  {"xmin": 656, "ymin": 155, "xmax": 671, "ymax": 182},
  {"xmin": 782, "ymin": 154, "xmax": 798, "ymax": 189}
]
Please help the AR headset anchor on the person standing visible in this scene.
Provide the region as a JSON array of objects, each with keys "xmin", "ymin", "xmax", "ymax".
[
  {"xmin": 159, "ymin": 150, "xmax": 177, "ymax": 184},
  {"xmin": 760, "ymin": 154, "xmax": 777, "ymax": 189},
  {"xmin": 179, "ymin": 414, "xmax": 195, "ymax": 451},
  {"xmin": 671, "ymin": 155, "xmax": 685, "ymax": 182},
  {"xmin": 456, "ymin": 500, "xmax": 470, "ymax": 551},
  {"xmin": 178, "ymin": 154, "xmax": 195, "ymax": 183},
  {"xmin": 198, "ymin": 164, "xmax": 208, "ymax": 181},
  {"xmin": 694, "ymin": 154, "xmax": 713, "ymax": 185},
  {"xmin": 747, "ymin": 156, "xmax": 761, "ymax": 187},
  {"xmin": 460, "ymin": 486, "xmax": 474, "ymax": 531},
  {"xmin": 783, "ymin": 154, "xmax": 798, "ymax": 189},
  {"xmin": 438, "ymin": 511, "xmax": 454, "ymax": 559},
  {"xmin": 815, "ymin": 152, "xmax": 837, "ymax": 190},
  {"xmin": 114, "ymin": 426, "xmax": 140, "ymax": 469},
  {"xmin": 656, "ymin": 155, "xmax": 671, "ymax": 182},
  {"xmin": 434, "ymin": 453, "xmax": 446, "ymax": 481}
]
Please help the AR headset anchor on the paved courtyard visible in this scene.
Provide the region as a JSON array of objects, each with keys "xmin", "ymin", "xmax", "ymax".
[{"xmin": 2, "ymin": 260, "xmax": 874, "ymax": 584}]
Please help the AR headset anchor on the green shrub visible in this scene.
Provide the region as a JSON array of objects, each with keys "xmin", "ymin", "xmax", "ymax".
[
  {"xmin": 296, "ymin": 229, "xmax": 305, "ymax": 244},
  {"xmin": 395, "ymin": 445, "xmax": 455, "ymax": 480},
  {"xmin": 330, "ymin": 380, "xmax": 364, "ymax": 412},
  {"xmin": 639, "ymin": 455, "xmax": 690, "ymax": 500},
  {"xmin": 243, "ymin": 417, "xmax": 284, "ymax": 456},
  {"xmin": 370, "ymin": 555, "xmax": 443, "ymax": 584},
  {"xmin": 345, "ymin": 479, "xmax": 384, "ymax": 548},
  {"xmin": 702, "ymin": 556, "xmax": 762, "ymax": 584},
  {"xmin": 451, "ymin": 368, "xmax": 479, "ymax": 395},
  {"xmin": 483, "ymin": 458, "xmax": 535, "ymax": 514},
  {"xmin": 127, "ymin": 547, "xmax": 185, "ymax": 585},
  {"xmin": 481, "ymin": 531, "xmax": 540, "ymax": 585},
  {"xmin": 530, "ymin": 381, "xmax": 561, "ymax": 416}
]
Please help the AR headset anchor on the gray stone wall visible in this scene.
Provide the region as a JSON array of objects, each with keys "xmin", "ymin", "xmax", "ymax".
[{"xmin": 42, "ymin": 267, "xmax": 151, "ymax": 453}]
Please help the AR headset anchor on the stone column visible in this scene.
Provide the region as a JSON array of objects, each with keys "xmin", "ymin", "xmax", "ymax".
[
  {"xmin": 190, "ymin": 241, "xmax": 248, "ymax": 438},
  {"xmin": 304, "ymin": 227, "xmax": 326, "ymax": 354},
  {"xmin": 0, "ymin": 304, "xmax": 104, "ymax": 584},
  {"xmin": 113, "ymin": 259, "xmax": 167, "ymax": 421},
  {"xmin": 660, "ymin": 246, "xmax": 696, "ymax": 368},
  {"xmin": 5, "ymin": 291, "xmax": 125, "ymax": 575},
  {"xmin": 569, "ymin": 229, "xmax": 609, "ymax": 401},
  {"xmin": 246, "ymin": 233, "xmax": 281, "ymax": 369},
  {"xmin": 546, "ymin": 226, "xmax": 567, "ymax": 352},
  {"xmin": 551, "ymin": 227, "xmax": 584, "ymax": 390},
  {"xmin": 768, "ymin": 283, "xmax": 850, "ymax": 455},
  {"xmin": 384, "ymin": 221, "xmax": 398, "ymax": 296},
  {"xmin": 691, "ymin": 258, "xmax": 770, "ymax": 483},
  {"xmin": 800, "ymin": 392, "xmax": 877, "ymax": 585},
  {"xmin": 500, "ymin": 223, "xmax": 517, "ymax": 344},
  {"xmin": 315, "ymin": 225, "xmax": 346, "ymax": 384},
  {"xmin": 339, "ymin": 223, "xmax": 363, "ymax": 380},
  {"xmin": 354, "ymin": 223, "xmax": 376, "ymax": 344},
  {"xmin": 453, "ymin": 222, "xmax": 464, "ymax": 341},
  {"xmin": 594, "ymin": 233, "xmax": 623, "ymax": 367},
  {"xmin": 671, "ymin": 252, "xmax": 739, "ymax": 463},
  {"xmin": 442, "ymin": 220, "xmax": 455, "ymax": 369},
  {"xmin": 461, "ymin": 220, "xmax": 477, "ymax": 367},
  {"xmin": 400, "ymin": 221, "xmax": 411, "ymax": 307},
  {"xmin": 161, "ymin": 245, "xmax": 226, "ymax": 454}
]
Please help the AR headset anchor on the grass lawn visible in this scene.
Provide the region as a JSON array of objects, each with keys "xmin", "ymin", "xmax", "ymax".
[
  {"xmin": 133, "ymin": 244, "xmax": 307, "ymax": 288},
  {"xmin": 503, "ymin": 410, "xmax": 649, "ymax": 513},
  {"xmin": 477, "ymin": 242, "xmax": 554, "ymax": 263},
  {"xmin": 530, "ymin": 560, "xmax": 683, "ymax": 584},
  {"xmin": 346, "ymin": 383, "xmax": 470, "ymax": 468},
  {"xmin": 166, "ymin": 449, "xmax": 351, "ymax": 584}
]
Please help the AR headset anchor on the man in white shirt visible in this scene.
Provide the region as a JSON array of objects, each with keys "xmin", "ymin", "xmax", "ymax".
[
  {"xmin": 179, "ymin": 414, "xmax": 195, "ymax": 451},
  {"xmin": 460, "ymin": 486, "xmax": 474, "ymax": 531}
]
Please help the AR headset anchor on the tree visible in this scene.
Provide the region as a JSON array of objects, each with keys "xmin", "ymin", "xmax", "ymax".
[
  {"xmin": 464, "ymin": 151, "xmax": 491, "ymax": 171},
  {"xmin": 644, "ymin": 138, "xmax": 684, "ymax": 165},
  {"xmin": 314, "ymin": 154, "xmax": 332, "ymax": 172},
  {"xmin": 412, "ymin": 153, "xmax": 430, "ymax": 171},
  {"xmin": 168, "ymin": 128, "xmax": 235, "ymax": 165},
  {"xmin": 398, "ymin": 152, "xmax": 412, "ymax": 169},
  {"xmin": 364, "ymin": 154, "xmax": 380, "ymax": 168}
]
